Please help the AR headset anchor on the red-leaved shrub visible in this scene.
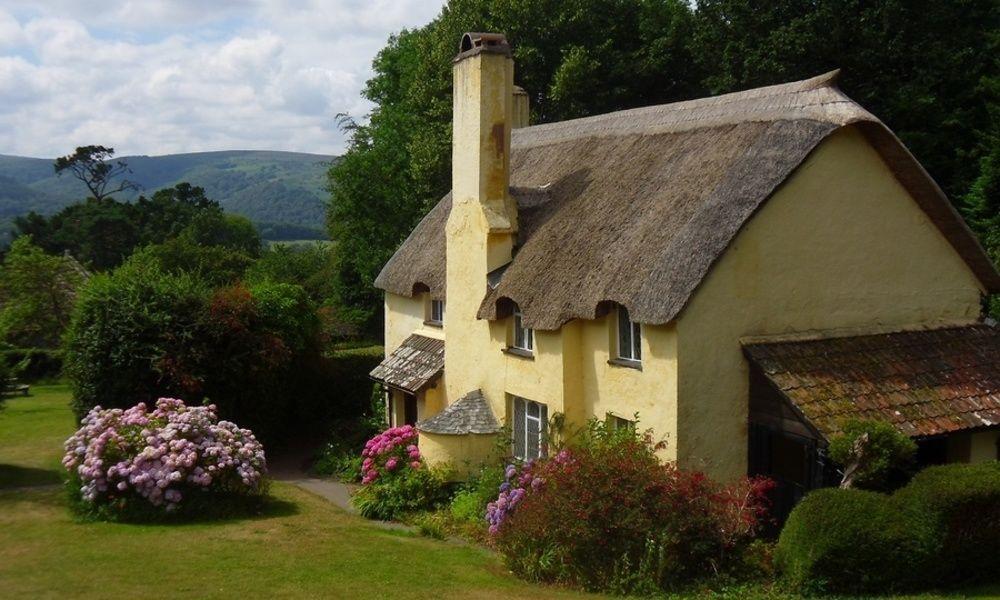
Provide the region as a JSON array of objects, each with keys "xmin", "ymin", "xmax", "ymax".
[{"xmin": 490, "ymin": 425, "xmax": 772, "ymax": 593}]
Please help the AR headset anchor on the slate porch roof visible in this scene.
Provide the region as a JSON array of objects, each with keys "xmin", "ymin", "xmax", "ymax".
[
  {"xmin": 417, "ymin": 389, "xmax": 501, "ymax": 435},
  {"xmin": 743, "ymin": 324, "xmax": 1000, "ymax": 439},
  {"xmin": 369, "ymin": 334, "xmax": 444, "ymax": 394}
]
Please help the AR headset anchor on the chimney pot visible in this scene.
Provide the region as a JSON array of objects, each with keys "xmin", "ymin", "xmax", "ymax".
[{"xmin": 457, "ymin": 32, "xmax": 511, "ymax": 59}]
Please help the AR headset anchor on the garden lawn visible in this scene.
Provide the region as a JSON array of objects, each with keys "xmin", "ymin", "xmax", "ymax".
[
  {"xmin": 0, "ymin": 384, "xmax": 75, "ymax": 488},
  {"xmin": 0, "ymin": 385, "xmax": 589, "ymax": 599}
]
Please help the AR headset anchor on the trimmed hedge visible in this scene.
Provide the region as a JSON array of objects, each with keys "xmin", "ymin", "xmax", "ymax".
[
  {"xmin": 776, "ymin": 461, "xmax": 1000, "ymax": 594},
  {"xmin": 775, "ymin": 488, "xmax": 934, "ymax": 594},
  {"xmin": 894, "ymin": 462, "xmax": 1000, "ymax": 585},
  {"xmin": 0, "ymin": 348, "xmax": 64, "ymax": 382}
]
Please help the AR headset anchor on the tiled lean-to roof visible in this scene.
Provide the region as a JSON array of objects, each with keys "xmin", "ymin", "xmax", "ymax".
[
  {"xmin": 369, "ymin": 334, "xmax": 444, "ymax": 394},
  {"xmin": 743, "ymin": 324, "xmax": 1000, "ymax": 439},
  {"xmin": 417, "ymin": 389, "xmax": 501, "ymax": 435}
]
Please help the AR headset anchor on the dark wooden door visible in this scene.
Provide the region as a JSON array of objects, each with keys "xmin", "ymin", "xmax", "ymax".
[{"xmin": 403, "ymin": 393, "xmax": 417, "ymax": 426}]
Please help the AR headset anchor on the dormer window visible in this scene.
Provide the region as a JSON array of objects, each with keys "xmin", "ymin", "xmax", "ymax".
[
  {"xmin": 511, "ymin": 305, "xmax": 534, "ymax": 353},
  {"xmin": 616, "ymin": 307, "xmax": 641, "ymax": 364},
  {"xmin": 426, "ymin": 298, "xmax": 445, "ymax": 327}
]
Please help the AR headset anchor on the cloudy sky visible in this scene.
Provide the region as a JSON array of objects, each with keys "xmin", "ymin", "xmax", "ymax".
[{"xmin": 0, "ymin": 0, "xmax": 445, "ymax": 158}]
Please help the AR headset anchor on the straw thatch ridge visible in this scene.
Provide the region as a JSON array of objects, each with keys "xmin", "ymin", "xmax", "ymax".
[{"xmin": 374, "ymin": 71, "xmax": 1000, "ymax": 330}]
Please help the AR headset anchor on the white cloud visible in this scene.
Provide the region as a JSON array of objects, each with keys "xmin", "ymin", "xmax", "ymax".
[{"xmin": 0, "ymin": 0, "xmax": 445, "ymax": 157}]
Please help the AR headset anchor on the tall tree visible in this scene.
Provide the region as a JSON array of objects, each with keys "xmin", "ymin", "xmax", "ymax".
[
  {"xmin": 0, "ymin": 236, "xmax": 86, "ymax": 347},
  {"xmin": 53, "ymin": 145, "xmax": 140, "ymax": 201}
]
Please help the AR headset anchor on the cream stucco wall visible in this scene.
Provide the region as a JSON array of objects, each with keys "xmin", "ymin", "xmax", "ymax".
[{"xmin": 674, "ymin": 126, "xmax": 984, "ymax": 481}]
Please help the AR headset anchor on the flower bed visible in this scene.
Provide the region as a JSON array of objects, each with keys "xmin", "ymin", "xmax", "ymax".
[
  {"xmin": 63, "ymin": 397, "xmax": 267, "ymax": 519},
  {"xmin": 353, "ymin": 425, "xmax": 450, "ymax": 520},
  {"xmin": 486, "ymin": 427, "xmax": 773, "ymax": 594}
]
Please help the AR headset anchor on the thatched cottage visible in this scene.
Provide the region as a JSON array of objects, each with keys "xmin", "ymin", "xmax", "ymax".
[{"xmin": 370, "ymin": 32, "xmax": 1000, "ymax": 506}]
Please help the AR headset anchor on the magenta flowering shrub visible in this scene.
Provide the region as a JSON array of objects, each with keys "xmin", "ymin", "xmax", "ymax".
[
  {"xmin": 63, "ymin": 398, "xmax": 267, "ymax": 514},
  {"xmin": 360, "ymin": 424, "xmax": 422, "ymax": 484},
  {"xmin": 485, "ymin": 460, "xmax": 547, "ymax": 534}
]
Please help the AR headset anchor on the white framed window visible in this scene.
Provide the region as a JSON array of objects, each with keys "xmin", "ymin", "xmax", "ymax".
[
  {"xmin": 512, "ymin": 306, "xmax": 534, "ymax": 352},
  {"xmin": 616, "ymin": 307, "xmax": 641, "ymax": 362},
  {"xmin": 428, "ymin": 298, "xmax": 445, "ymax": 326},
  {"xmin": 512, "ymin": 396, "xmax": 547, "ymax": 461}
]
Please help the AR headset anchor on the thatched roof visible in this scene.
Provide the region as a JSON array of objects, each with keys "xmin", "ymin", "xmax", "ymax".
[
  {"xmin": 744, "ymin": 324, "xmax": 1000, "ymax": 439},
  {"xmin": 375, "ymin": 71, "xmax": 1000, "ymax": 330}
]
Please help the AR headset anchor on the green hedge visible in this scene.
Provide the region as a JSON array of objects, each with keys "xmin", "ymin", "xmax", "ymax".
[
  {"xmin": 894, "ymin": 462, "xmax": 1000, "ymax": 585},
  {"xmin": 775, "ymin": 487, "xmax": 934, "ymax": 594},
  {"xmin": 0, "ymin": 348, "xmax": 63, "ymax": 382},
  {"xmin": 776, "ymin": 461, "xmax": 1000, "ymax": 594}
]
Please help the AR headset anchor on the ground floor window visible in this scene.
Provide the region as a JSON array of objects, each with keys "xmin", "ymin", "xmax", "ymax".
[{"xmin": 512, "ymin": 396, "xmax": 547, "ymax": 461}]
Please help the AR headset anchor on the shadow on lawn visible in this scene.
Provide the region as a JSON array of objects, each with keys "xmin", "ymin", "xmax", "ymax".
[{"xmin": 0, "ymin": 464, "xmax": 62, "ymax": 489}]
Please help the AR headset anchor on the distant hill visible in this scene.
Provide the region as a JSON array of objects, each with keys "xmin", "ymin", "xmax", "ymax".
[{"xmin": 0, "ymin": 150, "xmax": 336, "ymax": 241}]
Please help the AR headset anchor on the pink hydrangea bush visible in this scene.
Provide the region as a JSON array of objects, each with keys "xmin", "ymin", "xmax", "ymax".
[
  {"xmin": 63, "ymin": 398, "xmax": 267, "ymax": 515},
  {"xmin": 360, "ymin": 424, "xmax": 422, "ymax": 484}
]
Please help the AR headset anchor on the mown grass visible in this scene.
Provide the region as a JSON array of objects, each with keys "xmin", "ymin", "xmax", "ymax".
[{"xmin": 0, "ymin": 384, "xmax": 75, "ymax": 488}]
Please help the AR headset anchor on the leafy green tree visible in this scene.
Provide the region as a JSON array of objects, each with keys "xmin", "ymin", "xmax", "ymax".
[
  {"xmin": 177, "ymin": 212, "xmax": 262, "ymax": 258},
  {"xmin": 63, "ymin": 253, "xmax": 209, "ymax": 418},
  {"xmin": 13, "ymin": 183, "xmax": 230, "ymax": 271},
  {"xmin": 958, "ymin": 73, "xmax": 1000, "ymax": 313},
  {"xmin": 134, "ymin": 183, "xmax": 221, "ymax": 245},
  {"xmin": 246, "ymin": 243, "xmax": 338, "ymax": 306},
  {"xmin": 828, "ymin": 419, "xmax": 917, "ymax": 491},
  {"xmin": 691, "ymin": 0, "xmax": 999, "ymax": 201},
  {"xmin": 0, "ymin": 236, "xmax": 85, "ymax": 347},
  {"xmin": 53, "ymin": 145, "xmax": 139, "ymax": 201}
]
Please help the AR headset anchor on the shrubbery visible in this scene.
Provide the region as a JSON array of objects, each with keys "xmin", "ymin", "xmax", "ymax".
[
  {"xmin": 0, "ymin": 348, "xmax": 63, "ymax": 382},
  {"xmin": 61, "ymin": 252, "xmax": 372, "ymax": 445},
  {"xmin": 827, "ymin": 419, "xmax": 916, "ymax": 490},
  {"xmin": 351, "ymin": 425, "xmax": 451, "ymax": 520},
  {"xmin": 776, "ymin": 461, "xmax": 1000, "ymax": 594},
  {"xmin": 63, "ymin": 398, "xmax": 267, "ymax": 520},
  {"xmin": 895, "ymin": 462, "xmax": 1000, "ymax": 585},
  {"xmin": 487, "ymin": 425, "xmax": 772, "ymax": 594},
  {"xmin": 775, "ymin": 487, "xmax": 933, "ymax": 594}
]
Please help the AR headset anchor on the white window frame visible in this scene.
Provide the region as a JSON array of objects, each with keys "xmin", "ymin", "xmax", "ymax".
[
  {"xmin": 512, "ymin": 307, "xmax": 534, "ymax": 352},
  {"xmin": 616, "ymin": 307, "xmax": 641, "ymax": 363},
  {"xmin": 512, "ymin": 396, "xmax": 547, "ymax": 461},
  {"xmin": 428, "ymin": 298, "xmax": 445, "ymax": 325}
]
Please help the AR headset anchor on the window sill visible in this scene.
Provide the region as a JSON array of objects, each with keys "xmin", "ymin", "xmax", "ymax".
[
  {"xmin": 503, "ymin": 347, "xmax": 535, "ymax": 360},
  {"xmin": 423, "ymin": 320, "xmax": 443, "ymax": 328},
  {"xmin": 608, "ymin": 357, "xmax": 642, "ymax": 371}
]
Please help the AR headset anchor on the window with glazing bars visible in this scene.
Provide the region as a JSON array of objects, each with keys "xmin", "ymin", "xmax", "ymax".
[
  {"xmin": 512, "ymin": 307, "xmax": 533, "ymax": 352},
  {"xmin": 512, "ymin": 396, "xmax": 547, "ymax": 460},
  {"xmin": 617, "ymin": 307, "xmax": 641, "ymax": 362}
]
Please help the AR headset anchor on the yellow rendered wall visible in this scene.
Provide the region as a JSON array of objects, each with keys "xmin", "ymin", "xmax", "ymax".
[
  {"xmin": 420, "ymin": 431, "xmax": 499, "ymax": 480},
  {"xmin": 675, "ymin": 126, "xmax": 985, "ymax": 481}
]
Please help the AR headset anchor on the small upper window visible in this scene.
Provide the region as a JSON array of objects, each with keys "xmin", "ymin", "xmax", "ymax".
[
  {"xmin": 428, "ymin": 299, "xmax": 445, "ymax": 326},
  {"xmin": 607, "ymin": 414, "xmax": 635, "ymax": 432},
  {"xmin": 617, "ymin": 307, "xmax": 641, "ymax": 362},
  {"xmin": 512, "ymin": 306, "xmax": 534, "ymax": 352}
]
